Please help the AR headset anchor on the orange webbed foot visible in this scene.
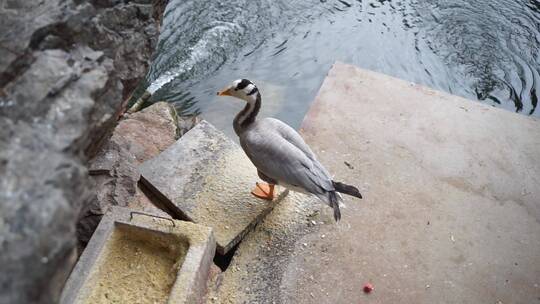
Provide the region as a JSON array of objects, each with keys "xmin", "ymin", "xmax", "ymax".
[{"xmin": 251, "ymin": 182, "xmax": 275, "ymax": 200}]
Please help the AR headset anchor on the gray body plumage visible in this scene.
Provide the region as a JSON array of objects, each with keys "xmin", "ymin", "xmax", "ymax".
[{"xmin": 238, "ymin": 118, "xmax": 340, "ymax": 209}]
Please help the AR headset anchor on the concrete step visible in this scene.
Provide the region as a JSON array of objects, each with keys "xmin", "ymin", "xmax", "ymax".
[{"xmin": 139, "ymin": 121, "xmax": 288, "ymax": 254}]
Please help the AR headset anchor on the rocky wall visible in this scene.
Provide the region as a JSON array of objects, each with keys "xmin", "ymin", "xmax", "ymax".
[{"xmin": 0, "ymin": 1, "xmax": 167, "ymax": 303}]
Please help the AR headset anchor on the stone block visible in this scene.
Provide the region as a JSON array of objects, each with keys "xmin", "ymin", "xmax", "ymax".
[
  {"xmin": 139, "ymin": 121, "xmax": 287, "ymax": 254},
  {"xmin": 78, "ymin": 102, "xmax": 180, "ymax": 247}
]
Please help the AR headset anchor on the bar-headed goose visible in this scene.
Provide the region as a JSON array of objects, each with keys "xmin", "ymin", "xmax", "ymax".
[{"xmin": 217, "ymin": 79, "xmax": 362, "ymax": 221}]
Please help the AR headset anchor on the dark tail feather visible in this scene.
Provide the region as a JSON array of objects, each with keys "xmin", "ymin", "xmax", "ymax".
[
  {"xmin": 333, "ymin": 181, "xmax": 363, "ymax": 199},
  {"xmin": 329, "ymin": 191, "xmax": 341, "ymax": 222}
]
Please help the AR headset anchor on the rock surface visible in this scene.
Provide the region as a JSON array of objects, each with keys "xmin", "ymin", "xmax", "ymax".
[
  {"xmin": 79, "ymin": 102, "xmax": 182, "ymax": 246},
  {"xmin": 0, "ymin": 1, "xmax": 165, "ymax": 303},
  {"xmin": 139, "ymin": 121, "xmax": 288, "ymax": 254}
]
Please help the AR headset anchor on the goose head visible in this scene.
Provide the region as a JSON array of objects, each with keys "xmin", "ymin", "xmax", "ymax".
[{"xmin": 217, "ymin": 79, "xmax": 259, "ymax": 102}]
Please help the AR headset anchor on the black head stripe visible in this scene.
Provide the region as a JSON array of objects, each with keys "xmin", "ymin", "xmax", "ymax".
[
  {"xmin": 236, "ymin": 79, "xmax": 252, "ymax": 90},
  {"xmin": 247, "ymin": 87, "xmax": 258, "ymax": 96}
]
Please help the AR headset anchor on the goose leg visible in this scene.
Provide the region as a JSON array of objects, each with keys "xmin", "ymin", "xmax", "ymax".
[{"xmin": 251, "ymin": 182, "xmax": 275, "ymax": 200}]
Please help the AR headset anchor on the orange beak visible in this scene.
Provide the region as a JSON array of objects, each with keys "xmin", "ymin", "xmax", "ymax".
[{"xmin": 217, "ymin": 87, "xmax": 232, "ymax": 96}]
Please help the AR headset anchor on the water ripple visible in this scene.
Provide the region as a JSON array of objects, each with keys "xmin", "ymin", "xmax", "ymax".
[{"xmin": 138, "ymin": 0, "xmax": 540, "ymax": 135}]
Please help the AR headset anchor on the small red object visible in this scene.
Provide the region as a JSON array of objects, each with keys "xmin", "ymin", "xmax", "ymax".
[{"xmin": 363, "ymin": 283, "xmax": 374, "ymax": 293}]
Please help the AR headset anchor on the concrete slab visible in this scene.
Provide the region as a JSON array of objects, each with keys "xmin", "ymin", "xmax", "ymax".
[
  {"xmin": 60, "ymin": 207, "xmax": 215, "ymax": 304},
  {"xmin": 208, "ymin": 63, "xmax": 540, "ymax": 303},
  {"xmin": 205, "ymin": 191, "xmax": 324, "ymax": 304},
  {"xmin": 139, "ymin": 121, "xmax": 288, "ymax": 254}
]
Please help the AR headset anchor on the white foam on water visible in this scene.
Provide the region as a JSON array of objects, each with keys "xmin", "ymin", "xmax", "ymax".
[{"xmin": 147, "ymin": 22, "xmax": 242, "ymax": 94}]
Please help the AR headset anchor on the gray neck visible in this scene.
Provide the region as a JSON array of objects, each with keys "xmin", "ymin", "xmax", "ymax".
[{"xmin": 233, "ymin": 93, "xmax": 261, "ymax": 135}]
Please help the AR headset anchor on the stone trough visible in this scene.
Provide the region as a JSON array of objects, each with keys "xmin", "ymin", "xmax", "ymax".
[{"xmin": 60, "ymin": 207, "xmax": 215, "ymax": 304}]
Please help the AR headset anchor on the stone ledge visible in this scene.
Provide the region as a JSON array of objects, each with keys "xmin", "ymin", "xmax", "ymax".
[{"xmin": 139, "ymin": 120, "xmax": 288, "ymax": 254}]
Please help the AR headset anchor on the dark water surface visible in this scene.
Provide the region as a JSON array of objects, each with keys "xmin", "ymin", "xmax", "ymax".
[{"xmin": 143, "ymin": 0, "xmax": 540, "ymax": 135}]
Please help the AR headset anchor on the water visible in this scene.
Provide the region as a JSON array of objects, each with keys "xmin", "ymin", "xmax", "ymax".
[{"xmin": 142, "ymin": 0, "xmax": 540, "ymax": 136}]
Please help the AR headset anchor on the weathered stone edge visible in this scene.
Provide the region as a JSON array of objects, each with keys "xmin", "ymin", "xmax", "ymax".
[
  {"xmin": 138, "ymin": 174, "xmax": 193, "ymax": 220},
  {"xmin": 218, "ymin": 189, "xmax": 290, "ymax": 255}
]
